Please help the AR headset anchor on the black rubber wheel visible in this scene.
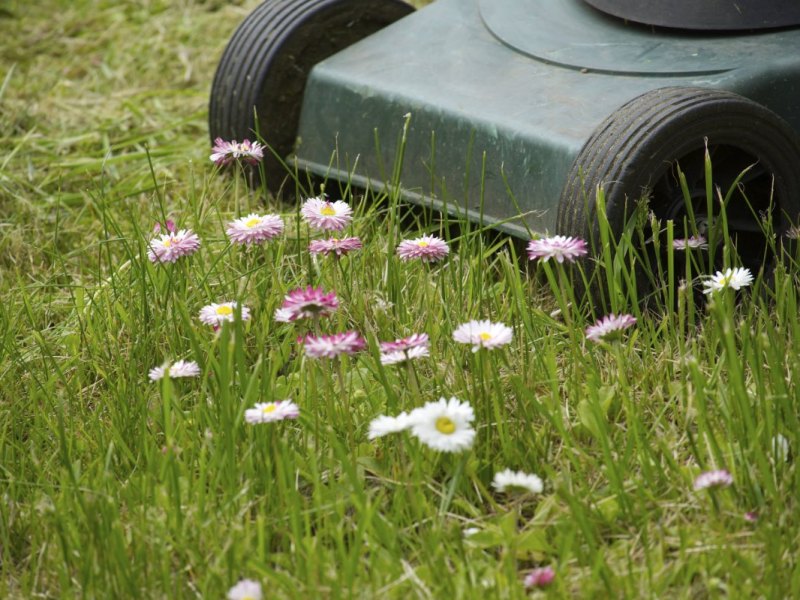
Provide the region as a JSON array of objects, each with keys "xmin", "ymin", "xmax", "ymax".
[
  {"xmin": 557, "ymin": 86, "xmax": 800, "ymax": 304},
  {"xmin": 209, "ymin": 0, "xmax": 414, "ymax": 192}
]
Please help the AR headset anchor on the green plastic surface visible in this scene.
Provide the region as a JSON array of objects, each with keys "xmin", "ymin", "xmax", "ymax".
[{"xmin": 294, "ymin": 0, "xmax": 800, "ymax": 237}]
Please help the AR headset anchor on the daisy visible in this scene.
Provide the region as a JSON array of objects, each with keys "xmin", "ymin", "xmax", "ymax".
[
  {"xmin": 380, "ymin": 346, "xmax": 430, "ymax": 365},
  {"xmin": 199, "ymin": 301, "xmax": 250, "ymax": 326},
  {"xmin": 672, "ymin": 235, "xmax": 708, "ymax": 250},
  {"xmin": 491, "ymin": 468, "xmax": 544, "ymax": 494},
  {"xmin": 301, "ymin": 196, "xmax": 353, "ymax": 231},
  {"xmin": 702, "ymin": 267, "xmax": 754, "ymax": 294},
  {"xmin": 226, "ymin": 213, "xmax": 284, "ymax": 245},
  {"xmin": 396, "ymin": 235, "xmax": 450, "ymax": 263},
  {"xmin": 152, "ymin": 219, "xmax": 175, "ymax": 234},
  {"xmin": 148, "ymin": 359, "xmax": 201, "ymax": 381},
  {"xmin": 463, "ymin": 527, "xmax": 481, "ymax": 538},
  {"xmin": 585, "ymin": 313, "xmax": 636, "ymax": 343},
  {"xmin": 407, "ymin": 397, "xmax": 476, "ymax": 453},
  {"xmin": 367, "ymin": 412, "xmax": 413, "ymax": 439},
  {"xmin": 302, "ymin": 332, "xmax": 366, "ymax": 359},
  {"xmin": 308, "ymin": 236, "xmax": 363, "ymax": 257},
  {"xmin": 527, "ymin": 235, "xmax": 588, "ymax": 263},
  {"xmin": 379, "ymin": 333, "xmax": 430, "ymax": 365},
  {"xmin": 693, "ymin": 469, "xmax": 733, "ymax": 491},
  {"xmin": 772, "ymin": 434, "xmax": 790, "ymax": 463},
  {"xmin": 227, "ymin": 578, "xmax": 263, "ymax": 600},
  {"xmin": 452, "ymin": 320, "xmax": 513, "ymax": 352},
  {"xmin": 244, "ymin": 400, "xmax": 300, "ymax": 424},
  {"xmin": 210, "ymin": 137, "xmax": 264, "ymax": 166},
  {"xmin": 524, "ymin": 566, "xmax": 555, "ymax": 589},
  {"xmin": 379, "ymin": 333, "xmax": 429, "ymax": 353},
  {"xmin": 274, "ymin": 286, "xmax": 338, "ymax": 323},
  {"xmin": 147, "ymin": 228, "xmax": 201, "ymax": 264}
]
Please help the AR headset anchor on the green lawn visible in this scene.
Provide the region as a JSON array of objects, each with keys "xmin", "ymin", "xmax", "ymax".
[{"xmin": 1, "ymin": 1, "xmax": 799, "ymax": 598}]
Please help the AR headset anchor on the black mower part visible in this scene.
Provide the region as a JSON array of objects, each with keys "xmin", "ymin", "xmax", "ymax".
[{"xmin": 582, "ymin": 0, "xmax": 800, "ymax": 31}]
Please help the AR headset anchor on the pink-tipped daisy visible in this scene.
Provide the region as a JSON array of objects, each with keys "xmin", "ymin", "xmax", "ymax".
[
  {"xmin": 524, "ymin": 567, "xmax": 555, "ymax": 589},
  {"xmin": 227, "ymin": 578, "xmax": 263, "ymax": 600},
  {"xmin": 302, "ymin": 331, "xmax": 366, "ymax": 359},
  {"xmin": 585, "ymin": 313, "xmax": 636, "ymax": 343},
  {"xmin": 396, "ymin": 235, "xmax": 450, "ymax": 263},
  {"xmin": 210, "ymin": 138, "xmax": 264, "ymax": 166},
  {"xmin": 300, "ymin": 196, "xmax": 353, "ymax": 231},
  {"xmin": 244, "ymin": 400, "xmax": 300, "ymax": 424},
  {"xmin": 379, "ymin": 333, "xmax": 430, "ymax": 365},
  {"xmin": 452, "ymin": 320, "xmax": 513, "ymax": 352},
  {"xmin": 199, "ymin": 301, "xmax": 250, "ymax": 326},
  {"xmin": 527, "ymin": 235, "xmax": 588, "ymax": 263},
  {"xmin": 379, "ymin": 333, "xmax": 429, "ymax": 353},
  {"xmin": 672, "ymin": 235, "xmax": 708, "ymax": 250},
  {"xmin": 148, "ymin": 359, "xmax": 200, "ymax": 381},
  {"xmin": 702, "ymin": 267, "xmax": 754, "ymax": 294},
  {"xmin": 147, "ymin": 228, "xmax": 201, "ymax": 264},
  {"xmin": 153, "ymin": 219, "xmax": 175, "ymax": 234},
  {"xmin": 226, "ymin": 213, "xmax": 284, "ymax": 245},
  {"xmin": 274, "ymin": 286, "xmax": 338, "ymax": 323},
  {"xmin": 693, "ymin": 469, "xmax": 733, "ymax": 491},
  {"xmin": 308, "ymin": 236, "xmax": 363, "ymax": 257}
]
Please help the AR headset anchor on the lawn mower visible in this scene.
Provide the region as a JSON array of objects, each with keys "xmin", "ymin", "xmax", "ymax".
[{"xmin": 209, "ymin": 0, "xmax": 800, "ymax": 278}]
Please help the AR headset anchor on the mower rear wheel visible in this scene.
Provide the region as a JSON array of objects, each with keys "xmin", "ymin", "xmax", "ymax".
[
  {"xmin": 557, "ymin": 86, "xmax": 800, "ymax": 303},
  {"xmin": 209, "ymin": 0, "xmax": 414, "ymax": 193}
]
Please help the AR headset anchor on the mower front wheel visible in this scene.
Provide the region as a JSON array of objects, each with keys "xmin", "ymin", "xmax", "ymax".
[
  {"xmin": 556, "ymin": 86, "xmax": 800, "ymax": 304},
  {"xmin": 209, "ymin": 0, "xmax": 415, "ymax": 193}
]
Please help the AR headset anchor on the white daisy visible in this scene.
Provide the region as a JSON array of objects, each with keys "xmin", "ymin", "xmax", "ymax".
[
  {"xmin": 772, "ymin": 434, "xmax": 790, "ymax": 463},
  {"xmin": 702, "ymin": 267, "xmax": 754, "ymax": 294},
  {"xmin": 408, "ymin": 397, "xmax": 475, "ymax": 453},
  {"xmin": 463, "ymin": 527, "xmax": 481, "ymax": 538},
  {"xmin": 244, "ymin": 400, "xmax": 300, "ymax": 424},
  {"xmin": 452, "ymin": 320, "xmax": 513, "ymax": 352},
  {"xmin": 227, "ymin": 578, "xmax": 263, "ymax": 600},
  {"xmin": 148, "ymin": 359, "xmax": 200, "ymax": 381},
  {"xmin": 198, "ymin": 302, "xmax": 250, "ymax": 326},
  {"xmin": 367, "ymin": 412, "xmax": 413, "ymax": 440},
  {"xmin": 491, "ymin": 468, "xmax": 544, "ymax": 494}
]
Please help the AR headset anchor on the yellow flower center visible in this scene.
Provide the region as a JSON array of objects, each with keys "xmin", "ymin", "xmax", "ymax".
[
  {"xmin": 720, "ymin": 275, "xmax": 731, "ymax": 286},
  {"xmin": 479, "ymin": 332, "xmax": 492, "ymax": 341},
  {"xmin": 261, "ymin": 404, "xmax": 277, "ymax": 414},
  {"xmin": 162, "ymin": 239, "xmax": 173, "ymax": 248},
  {"xmin": 320, "ymin": 205, "xmax": 336, "ymax": 216},
  {"xmin": 435, "ymin": 416, "xmax": 456, "ymax": 434},
  {"xmin": 417, "ymin": 241, "xmax": 429, "ymax": 247},
  {"xmin": 216, "ymin": 305, "xmax": 234, "ymax": 316},
  {"xmin": 245, "ymin": 217, "xmax": 261, "ymax": 228}
]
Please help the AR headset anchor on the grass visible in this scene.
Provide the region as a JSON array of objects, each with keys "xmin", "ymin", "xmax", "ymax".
[{"xmin": 2, "ymin": 0, "xmax": 800, "ymax": 598}]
